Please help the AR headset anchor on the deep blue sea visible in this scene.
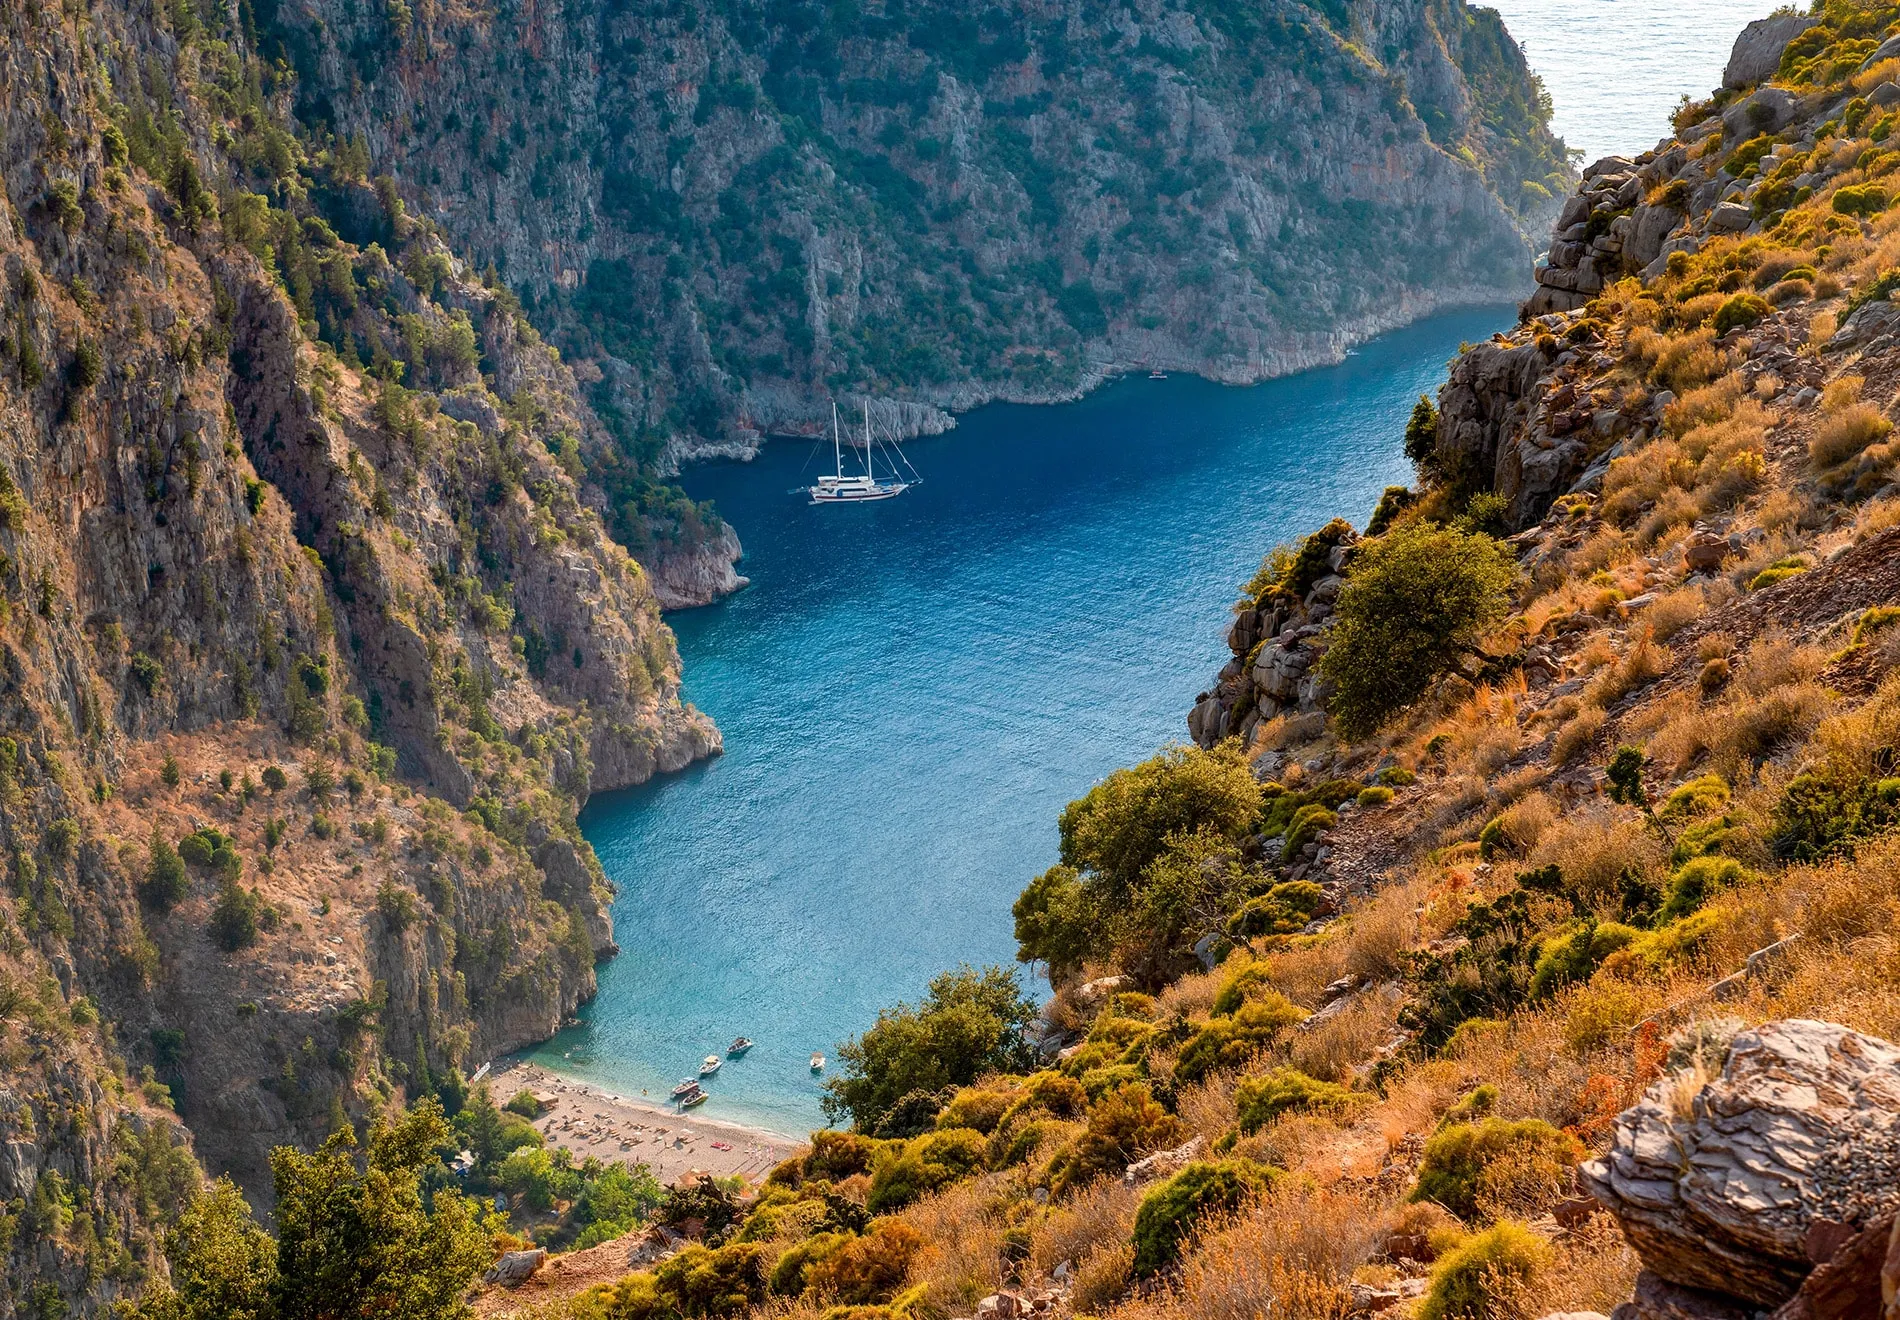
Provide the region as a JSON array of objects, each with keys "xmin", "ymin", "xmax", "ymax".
[{"xmin": 527, "ymin": 308, "xmax": 1514, "ymax": 1134}]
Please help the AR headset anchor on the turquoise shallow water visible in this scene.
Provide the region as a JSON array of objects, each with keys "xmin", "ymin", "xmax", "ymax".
[{"xmin": 528, "ymin": 307, "xmax": 1514, "ymax": 1134}]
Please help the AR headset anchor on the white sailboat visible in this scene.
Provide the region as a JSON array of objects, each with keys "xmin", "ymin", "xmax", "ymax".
[{"xmin": 809, "ymin": 401, "xmax": 917, "ymax": 504}]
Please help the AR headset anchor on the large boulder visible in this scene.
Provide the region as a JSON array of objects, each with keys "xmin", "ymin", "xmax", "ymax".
[
  {"xmin": 1722, "ymin": 86, "xmax": 1798, "ymax": 144},
  {"xmin": 1583, "ymin": 1020, "xmax": 1900, "ymax": 1311},
  {"xmin": 1724, "ymin": 14, "xmax": 1821, "ymax": 90}
]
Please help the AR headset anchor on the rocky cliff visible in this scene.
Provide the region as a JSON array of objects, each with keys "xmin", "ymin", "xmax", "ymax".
[
  {"xmin": 0, "ymin": 0, "xmax": 727, "ymax": 1308},
  {"xmin": 251, "ymin": 0, "xmax": 1568, "ymax": 467}
]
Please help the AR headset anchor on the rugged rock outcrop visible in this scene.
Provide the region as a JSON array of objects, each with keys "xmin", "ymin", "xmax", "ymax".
[
  {"xmin": 647, "ymin": 523, "xmax": 751, "ymax": 610},
  {"xmin": 1725, "ymin": 15, "xmax": 1823, "ymax": 91},
  {"xmin": 1583, "ymin": 1020, "xmax": 1900, "ymax": 1317}
]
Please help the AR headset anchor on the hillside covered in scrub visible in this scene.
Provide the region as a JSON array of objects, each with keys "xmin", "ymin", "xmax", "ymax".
[
  {"xmin": 251, "ymin": 0, "xmax": 1568, "ymax": 460},
  {"xmin": 400, "ymin": 5, "xmax": 1900, "ymax": 1320},
  {"xmin": 0, "ymin": 0, "xmax": 723, "ymax": 1311}
]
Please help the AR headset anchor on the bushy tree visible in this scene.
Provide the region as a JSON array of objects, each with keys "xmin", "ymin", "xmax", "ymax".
[
  {"xmin": 1403, "ymin": 394, "xmax": 1440, "ymax": 476},
  {"xmin": 137, "ymin": 1179, "xmax": 275, "ymax": 1320},
  {"xmin": 1058, "ymin": 745, "xmax": 1262, "ymax": 900},
  {"xmin": 270, "ymin": 1099, "xmax": 495, "ymax": 1320},
  {"xmin": 1014, "ymin": 745, "xmax": 1263, "ymax": 981},
  {"xmin": 823, "ymin": 966, "xmax": 1037, "ymax": 1131},
  {"xmin": 1320, "ymin": 524, "xmax": 1517, "ymax": 738},
  {"xmin": 144, "ymin": 827, "xmax": 189, "ymax": 911}
]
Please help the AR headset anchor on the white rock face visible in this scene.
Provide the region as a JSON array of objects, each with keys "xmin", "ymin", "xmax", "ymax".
[{"xmin": 1582, "ymin": 1020, "xmax": 1900, "ymax": 1307}]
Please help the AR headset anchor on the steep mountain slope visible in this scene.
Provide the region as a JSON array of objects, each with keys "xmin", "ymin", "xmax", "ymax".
[
  {"xmin": 444, "ymin": 6, "xmax": 1900, "ymax": 1320},
  {"xmin": 0, "ymin": 0, "xmax": 718, "ymax": 1308},
  {"xmin": 252, "ymin": 0, "xmax": 1569, "ymax": 464}
]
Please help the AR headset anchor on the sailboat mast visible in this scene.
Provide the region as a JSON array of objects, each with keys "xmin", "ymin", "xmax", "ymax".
[
  {"xmin": 832, "ymin": 402, "xmax": 843, "ymax": 480},
  {"xmin": 863, "ymin": 401, "xmax": 873, "ymax": 480}
]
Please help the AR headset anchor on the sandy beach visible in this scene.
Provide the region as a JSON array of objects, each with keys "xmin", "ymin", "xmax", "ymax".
[{"xmin": 490, "ymin": 1060, "xmax": 807, "ymax": 1184}]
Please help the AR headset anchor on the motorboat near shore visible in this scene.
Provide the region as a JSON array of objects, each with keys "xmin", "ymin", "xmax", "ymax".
[
  {"xmin": 728, "ymin": 1037, "xmax": 754, "ymax": 1056},
  {"xmin": 699, "ymin": 1054, "xmax": 722, "ymax": 1077},
  {"xmin": 810, "ymin": 1052, "xmax": 826, "ymax": 1072}
]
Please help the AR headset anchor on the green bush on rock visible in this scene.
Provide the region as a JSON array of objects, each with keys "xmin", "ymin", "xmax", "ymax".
[{"xmin": 1320, "ymin": 525, "xmax": 1516, "ymax": 739}]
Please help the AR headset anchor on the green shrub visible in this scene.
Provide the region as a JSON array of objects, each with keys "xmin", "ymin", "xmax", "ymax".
[
  {"xmin": 1366, "ymin": 485, "xmax": 1415, "ymax": 536},
  {"xmin": 1658, "ymin": 855, "xmax": 1749, "ymax": 921},
  {"xmin": 1356, "ymin": 785, "xmax": 1394, "ymax": 807},
  {"xmin": 143, "ymin": 829, "xmax": 188, "ymax": 911},
  {"xmin": 994, "ymin": 1070, "xmax": 1088, "ymax": 1126},
  {"xmin": 1049, "ymin": 1082, "xmax": 1182, "ymax": 1195},
  {"xmin": 1281, "ymin": 805, "xmax": 1337, "ymax": 855},
  {"xmin": 1773, "ymin": 771, "xmax": 1900, "ymax": 861},
  {"xmin": 1527, "ymin": 921, "xmax": 1640, "ymax": 1000},
  {"xmin": 1711, "ymin": 293, "xmax": 1771, "ymax": 335},
  {"xmin": 823, "ymin": 966, "xmax": 1036, "ymax": 1133},
  {"xmin": 1661, "ymin": 774, "xmax": 1729, "ymax": 819},
  {"xmin": 1852, "ymin": 605, "xmax": 1900, "ymax": 646},
  {"xmin": 1321, "ymin": 525, "xmax": 1517, "ymax": 738},
  {"xmin": 802, "ymin": 1219, "xmax": 922, "ymax": 1303},
  {"xmin": 1418, "ymin": 1219, "xmax": 1551, "ymax": 1320},
  {"xmin": 1225, "ymin": 881, "xmax": 1321, "ymax": 938},
  {"xmin": 768, "ymin": 1232, "xmax": 848, "ymax": 1294},
  {"xmin": 1378, "ymin": 766, "xmax": 1417, "ymax": 787},
  {"xmin": 864, "ymin": 1127, "xmax": 986, "ymax": 1213},
  {"xmin": 1439, "ymin": 1086, "xmax": 1497, "ymax": 1128},
  {"xmin": 1173, "ymin": 995, "xmax": 1308, "ymax": 1084},
  {"xmin": 210, "ymin": 879, "xmax": 262, "ymax": 951},
  {"xmin": 44, "ymin": 818, "xmax": 78, "ymax": 862},
  {"xmin": 1210, "ymin": 959, "xmax": 1270, "ymax": 1015},
  {"xmin": 1130, "ymin": 1160, "xmax": 1275, "ymax": 1276},
  {"xmin": 504, "ymin": 1089, "xmax": 543, "ymax": 1118},
  {"xmin": 129, "ymin": 652, "xmax": 164, "ymax": 696},
  {"xmin": 1749, "ymin": 560, "xmax": 1808, "ymax": 590},
  {"xmin": 1835, "ymin": 182, "xmax": 1889, "ymax": 217},
  {"xmin": 1234, "ymin": 1068, "xmax": 1366, "ymax": 1133},
  {"xmin": 1410, "ymin": 1119, "xmax": 1582, "ymax": 1221},
  {"xmin": 654, "ymin": 1241, "xmax": 771, "ymax": 1317},
  {"xmin": 70, "ymin": 339, "xmax": 101, "ymax": 391},
  {"xmin": 1629, "ymin": 909, "xmax": 1724, "ymax": 972}
]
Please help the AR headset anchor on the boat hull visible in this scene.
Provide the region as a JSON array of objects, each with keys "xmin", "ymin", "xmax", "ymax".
[{"xmin": 809, "ymin": 483, "xmax": 908, "ymax": 504}]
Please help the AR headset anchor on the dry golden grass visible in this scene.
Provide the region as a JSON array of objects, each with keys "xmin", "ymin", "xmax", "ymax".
[
  {"xmin": 1175, "ymin": 1069, "xmax": 1243, "ymax": 1140},
  {"xmin": 1643, "ymin": 585, "xmax": 1707, "ymax": 641},
  {"xmin": 1289, "ymin": 985, "xmax": 1401, "ymax": 1083},
  {"xmin": 1527, "ymin": 808, "xmax": 1667, "ymax": 905},
  {"xmin": 1483, "ymin": 1212, "xmax": 1642, "ymax": 1320},
  {"xmin": 1810, "ymin": 402, "xmax": 1894, "ymax": 468},
  {"xmin": 902, "ymin": 1174, "xmax": 1013, "ymax": 1310},
  {"xmin": 1486, "ymin": 792, "xmax": 1557, "ymax": 856},
  {"xmin": 1031, "ymin": 1177, "xmax": 1141, "ymax": 1278},
  {"xmin": 1550, "ymin": 706, "xmax": 1606, "ymax": 765}
]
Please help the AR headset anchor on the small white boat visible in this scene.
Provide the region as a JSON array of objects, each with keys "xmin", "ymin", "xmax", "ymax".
[
  {"xmin": 1149, "ymin": 368, "xmax": 1167, "ymax": 379},
  {"xmin": 728, "ymin": 1037, "xmax": 754, "ymax": 1056},
  {"xmin": 699, "ymin": 1055, "xmax": 722, "ymax": 1077},
  {"xmin": 809, "ymin": 1052, "xmax": 825, "ymax": 1072},
  {"xmin": 679, "ymin": 1088, "xmax": 708, "ymax": 1109},
  {"xmin": 809, "ymin": 402, "xmax": 916, "ymax": 504},
  {"xmin": 670, "ymin": 1078, "xmax": 701, "ymax": 1100}
]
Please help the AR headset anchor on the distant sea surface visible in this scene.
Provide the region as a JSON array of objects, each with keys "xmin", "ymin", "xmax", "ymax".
[
  {"xmin": 1485, "ymin": 0, "xmax": 1792, "ymax": 164},
  {"xmin": 531, "ymin": 2, "xmax": 1786, "ymax": 1136}
]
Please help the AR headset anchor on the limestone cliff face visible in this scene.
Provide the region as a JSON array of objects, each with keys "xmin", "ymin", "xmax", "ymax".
[
  {"xmin": 254, "ymin": 0, "xmax": 1568, "ymax": 454},
  {"xmin": 0, "ymin": 1, "xmax": 723, "ymax": 1306}
]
